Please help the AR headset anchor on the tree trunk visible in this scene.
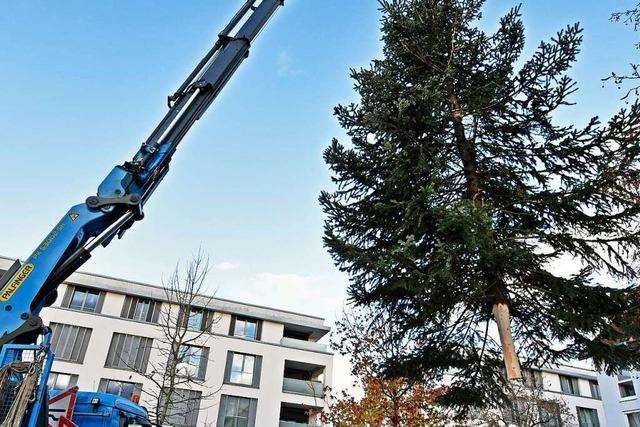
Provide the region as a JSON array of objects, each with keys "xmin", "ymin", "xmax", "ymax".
[
  {"xmin": 447, "ymin": 87, "xmax": 522, "ymax": 380},
  {"xmin": 493, "ymin": 302, "xmax": 521, "ymax": 380}
]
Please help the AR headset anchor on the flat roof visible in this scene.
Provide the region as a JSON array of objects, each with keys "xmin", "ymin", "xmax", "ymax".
[{"xmin": 0, "ymin": 255, "xmax": 330, "ymax": 338}]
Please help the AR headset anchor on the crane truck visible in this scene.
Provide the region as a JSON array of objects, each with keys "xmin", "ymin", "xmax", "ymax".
[{"xmin": 0, "ymin": 1, "xmax": 284, "ymax": 425}]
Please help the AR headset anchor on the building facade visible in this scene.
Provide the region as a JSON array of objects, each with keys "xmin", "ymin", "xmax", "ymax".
[
  {"xmin": 521, "ymin": 364, "xmax": 640, "ymax": 426},
  {"xmin": 532, "ymin": 365, "xmax": 606, "ymax": 426},
  {"xmin": 596, "ymin": 369, "xmax": 640, "ymax": 427},
  {"xmin": 0, "ymin": 256, "xmax": 333, "ymax": 427}
]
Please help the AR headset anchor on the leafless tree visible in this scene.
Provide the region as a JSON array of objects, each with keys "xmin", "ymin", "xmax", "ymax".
[
  {"xmin": 116, "ymin": 250, "xmax": 221, "ymax": 426},
  {"xmin": 465, "ymin": 380, "xmax": 575, "ymax": 427},
  {"xmin": 604, "ymin": 3, "xmax": 640, "ymax": 99}
]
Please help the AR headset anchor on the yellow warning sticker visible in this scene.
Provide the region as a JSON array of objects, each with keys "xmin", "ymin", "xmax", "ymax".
[
  {"xmin": 0, "ymin": 263, "xmax": 34, "ymax": 301},
  {"xmin": 69, "ymin": 213, "xmax": 79, "ymax": 221}
]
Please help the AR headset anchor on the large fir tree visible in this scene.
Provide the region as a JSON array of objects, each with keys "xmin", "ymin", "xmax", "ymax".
[{"xmin": 320, "ymin": 0, "xmax": 640, "ymax": 407}]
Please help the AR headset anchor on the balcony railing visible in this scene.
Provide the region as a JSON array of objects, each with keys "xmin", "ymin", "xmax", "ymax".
[
  {"xmin": 280, "ymin": 337, "xmax": 328, "ymax": 352},
  {"xmin": 282, "ymin": 377, "xmax": 324, "ymax": 397},
  {"xmin": 279, "ymin": 422, "xmax": 318, "ymax": 427}
]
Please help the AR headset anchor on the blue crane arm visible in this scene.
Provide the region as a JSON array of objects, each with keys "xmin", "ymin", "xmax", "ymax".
[{"xmin": 0, "ymin": 0, "xmax": 283, "ymax": 346}]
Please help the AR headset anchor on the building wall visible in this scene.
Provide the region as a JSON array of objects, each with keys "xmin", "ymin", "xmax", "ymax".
[
  {"xmin": 515, "ymin": 364, "xmax": 640, "ymax": 427},
  {"xmin": 597, "ymin": 371, "xmax": 640, "ymax": 427},
  {"xmin": 538, "ymin": 366, "xmax": 605, "ymax": 426}
]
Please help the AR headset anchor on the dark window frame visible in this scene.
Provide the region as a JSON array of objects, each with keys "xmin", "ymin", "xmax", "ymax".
[
  {"xmin": 559, "ymin": 375, "xmax": 580, "ymax": 396},
  {"xmin": 160, "ymin": 388, "xmax": 202, "ymax": 427},
  {"xmin": 223, "ymin": 351, "xmax": 262, "ymax": 388},
  {"xmin": 98, "ymin": 378, "xmax": 143, "ymax": 401},
  {"xmin": 177, "ymin": 344, "xmax": 209, "ymax": 380},
  {"xmin": 229, "ymin": 315, "xmax": 262, "ymax": 341},
  {"xmin": 120, "ymin": 295, "xmax": 161, "ymax": 323},
  {"xmin": 104, "ymin": 332, "xmax": 153, "ymax": 373},
  {"xmin": 47, "ymin": 371, "xmax": 78, "ymax": 391},
  {"xmin": 179, "ymin": 307, "xmax": 215, "ymax": 332},
  {"xmin": 216, "ymin": 395, "xmax": 257, "ymax": 427},
  {"xmin": 62, "ymin": 285, "xmax": 105, "ymax": 313},
  {"xmin": 50, "ymin": 322, "xmax": 92, "ymax": 364},
  {"xmin": 537, "ymin": 401, "xmax": 561, "ymax": 427},
  {"xmin": 618, "ymin": 373, "xmax": 637, "ymax": 399},
  {"xmin": 576, "ymin": 407, "xmax": 600, "ymax": 427},
  {"xmin": 589, "ymin": 380, "xmax": 601, "ymax": 400},
  {"xmin": 522, "ymin": 369, "xmax": 543, "ymax": 389}
]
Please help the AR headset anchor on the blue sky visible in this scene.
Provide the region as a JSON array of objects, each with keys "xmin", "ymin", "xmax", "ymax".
[{"xmin": 0, "ymin": 1, "xmax": 638, "ymax": 388}]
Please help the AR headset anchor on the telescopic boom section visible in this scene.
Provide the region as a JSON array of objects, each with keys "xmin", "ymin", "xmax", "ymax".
[{"xmin": 0, "ymin": 0, "xmax": 283, "ymax": 347}]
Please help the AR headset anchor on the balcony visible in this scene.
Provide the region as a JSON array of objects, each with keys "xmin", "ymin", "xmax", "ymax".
[
  {"xmin": 280, "ymin": 337, "xmax": 327, "ymax": 353},
  {"xmin": 282, "ymin": 360, "xmax": 325, "ymax": 397},
  {"xmin": 282, "ymin": 377, "xmax": 324, "ymax": 397},
  {"xmin": 279, "ymin": 422, "xmax": 316, "ymax": 427},
  {"xmin": 279, "ymin": 402, "xmax": 322, "ymax": 427}
]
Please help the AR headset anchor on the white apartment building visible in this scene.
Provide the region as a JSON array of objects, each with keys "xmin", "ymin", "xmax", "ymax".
[
  {"xmin": 519, "ymin": 364, "xmax": 640, "ymax": 426},
  {"xmin": 597, "ymin": 369, "xmax": 640, "ymax": 427},
  {"xmin": 0, "ymin": 256, "xmax": 333, "ymax": 427}
]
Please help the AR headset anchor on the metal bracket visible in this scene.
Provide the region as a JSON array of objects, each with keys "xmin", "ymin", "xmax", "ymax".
[
  {"xmin": 86, "ymin": 193, "xmax": 141, "ymax": 209},
  {"xmin": 86, "ymin": 193, "xmax": 143, "ymax": 220},
  {"xmin": 218, "ymin": 33, "xmax": 234, "ymax": 45},
  {"xmin": 0, "ymin": 315, "xmax": 43, "ymax": 347}
]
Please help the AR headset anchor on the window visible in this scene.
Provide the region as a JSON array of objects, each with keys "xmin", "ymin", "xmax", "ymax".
[
  {"xmin": 105, "ymin": 333, "xmax": 153, "ymax": 372},
  {"xmin": 187, "ymin": 309, "xmax": 203, "ymax": 331},
  {"xmin": 502, "ymin": 398, "xmax": 530, "ymax": 425},
  {"xmin": 224, "ymin": 352, "xmax": 262, "ymax": 387},
  {"xmin": 217, "ymin": 395, "xmax": 257, "ymax": 427},
  {"xmin": 62, "ymin": 285, "xmax": 104, "ymax": 313},
  {"xmin": 538, "ymin": 401, "xmax": 561, "ymax": 427},
  {"xmin": 576, "ymin": 407, "xmax": 600, "ymax": 427},
  {"xmin": 179, "ymin": 307, "xmax": 215, "ymax": 332},
  {"xmin": 161, "ymin": 388, "xmax": 201, "ymax": 427},
  {"xmin": 589, "ymin": 380, "xmax": 601, "ymax": 399},
  {"xmin": 98, "ymin": 379, "xmax": 142, "ymax": 401},
  {"xmin": 50, "ymin": 323, "xmax": 92, "ymax": 363},
  {"xmin": 229, "ymin": 315, "xmax": 262, "ymax": 340},
  {"xmin": 523, "ymin": 369, "xmax": 543, "ymax": 389},
  {"xmin": 231, "ymin": 353, "xmax": 254, "ymax": 385},
  {"xmin": 47, "ymin": 372, "xmax": 78, "ymax": 391},
  {"xmin": 618, "ymin": 372, "xmax": 637, "ymax": 399},
  {"xmin": 121, "ymin": 296, "xmax": 161, "ymax": 323},
  {"xmin": 628, "ymin": 412, "xmax": 640, "ymax": 427},
  {"xmin": 503, "ymin": 399, "xmax": 559, "ymax": 426},
  {"xmin": 177, "ymin": 344, "xmax": 209, "ymax": 380},
  {"xmin": 559, "ymin": 375, "xmax": 580, "ymax": 396}
]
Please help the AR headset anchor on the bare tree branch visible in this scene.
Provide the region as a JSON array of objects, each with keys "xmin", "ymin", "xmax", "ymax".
[{"xmin": 111, "ymin": 249, "xmax": 221, "ymax": 426}]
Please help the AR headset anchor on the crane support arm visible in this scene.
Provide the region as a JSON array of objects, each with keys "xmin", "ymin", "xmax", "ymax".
[{"xmin": 0, "ymin": 0, "xmax": 283, "ymax": 346}]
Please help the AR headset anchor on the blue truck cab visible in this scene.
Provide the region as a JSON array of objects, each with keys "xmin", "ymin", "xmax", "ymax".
[{"xmin": 49, "ymin": 390, "xmax": 151, "ymax": 427}]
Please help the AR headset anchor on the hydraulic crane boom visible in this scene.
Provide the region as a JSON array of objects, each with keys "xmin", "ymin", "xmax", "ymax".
[{"xmin": 0, "ymin": 0, "xmax": 283, "ymax": 348}]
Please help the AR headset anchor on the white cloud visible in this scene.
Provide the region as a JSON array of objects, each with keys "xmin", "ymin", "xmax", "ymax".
[
  {"xmin": 216, "ymin": 270, "xmax": 353, "ymax": 392},
  {"xmin": 276, "ymin": 50, "xmax": 292, "ymax": 77},
  {"xmin": 253, "ymin": 272, "xmax": 345, "ymax": 315},
  {"xmin": 254, "ymin": 272, "xmax": 310, "ymax": 292},
  {"xmin": 218, "ymin": 271, "xmax": 346, "ymax": 321},
  {"xmin": 212, "ymin": 261, "xmax": 241, "ymax": 271}
]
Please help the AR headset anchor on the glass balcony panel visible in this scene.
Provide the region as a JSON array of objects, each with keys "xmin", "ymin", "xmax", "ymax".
[
  {"xmin": 282, "ymin": 377, "xmax": 323, "ymax": 396},
  {"xmin": 279, "ymin": 422, "xmax": 318, "ymax": 427},
  {"xmin": 280, "ymin": 337, "xmax": 327, "ymax": 352}
]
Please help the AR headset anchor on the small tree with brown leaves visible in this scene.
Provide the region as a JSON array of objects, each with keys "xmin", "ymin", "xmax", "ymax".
[{"xmin": 322, "ymin": 309, "xmax": 451, "ymax": 427}]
